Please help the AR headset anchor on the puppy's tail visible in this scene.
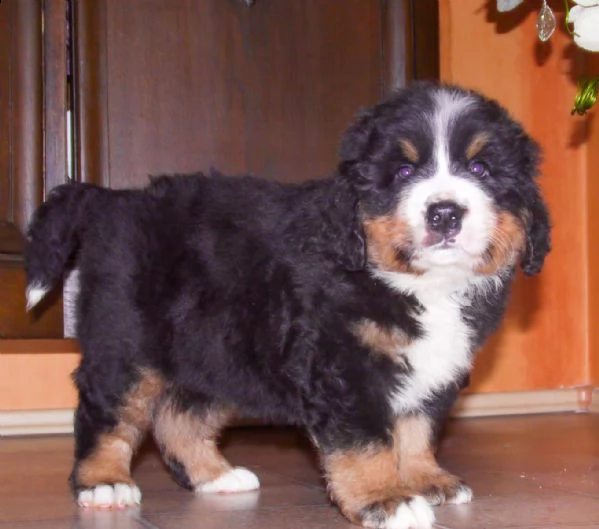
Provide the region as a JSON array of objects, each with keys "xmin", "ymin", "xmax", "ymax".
[{"xmin": 24, "ymin": 183, "xmax": 100, "ymax": 310}]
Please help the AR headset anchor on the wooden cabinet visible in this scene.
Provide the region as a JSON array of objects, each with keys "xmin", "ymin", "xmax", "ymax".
[
  {"xmin": 1, "ymin": 0, "xmax": 435, "ymax": 339},
  {"xmin": 1, "ymin": 0, "xmax": 440, "ymax": 410},
  {"xmin": 0, "ymin": 0, "xmax": 64, "ymax": 339},
  {"xmin": 3, "ymin": 0, "xmax": 597, "ymax": 419},
  {"xmin": 4, "ymin": 0, "xmax": 598, "ymax": 417},
  {"xmin": 74, "ymin": 0, "xmax": 407, "ymax": 187}
]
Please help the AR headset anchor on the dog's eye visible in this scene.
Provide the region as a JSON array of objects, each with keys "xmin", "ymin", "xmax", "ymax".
[
  {"xmin": 468, "ymin": 160, "xmax": 489, "ymax": 177},
  {"xmin": 397, "ymin": 165, "xmax": 415, "ymax": 178}
]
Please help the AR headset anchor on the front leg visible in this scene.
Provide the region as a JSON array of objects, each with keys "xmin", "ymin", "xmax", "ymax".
[
  {"xmin": 321, "ymin": 441, "xmax": 435, "ymax": 529},
  {"xmin": 395, "ymin": 414, "xmax": 472, "ymax": 506},
  {"xmin": 316, "ymin": 410, "xmax": 471, "ymax": 528}
]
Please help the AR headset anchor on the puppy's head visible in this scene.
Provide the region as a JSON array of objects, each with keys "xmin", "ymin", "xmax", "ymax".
[{"xmin": 339, "ymin": 82, "xmax": 551, "ymax": 277}]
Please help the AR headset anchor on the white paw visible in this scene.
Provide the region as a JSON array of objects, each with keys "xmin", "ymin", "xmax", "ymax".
[
  {"xmin": 387, "ymin": 496, "xmax": 435, "ymax": 529},
  {"xmin": 198, "ymin": 467, "xmax": 260, "ymax": 494},
  {"xmin": 77, "ymin": 484, "xmax": 142, "ymax": 508},
  {"xmin": 447, "ymin": 484, "xmax": 473, "ymax": 505}
]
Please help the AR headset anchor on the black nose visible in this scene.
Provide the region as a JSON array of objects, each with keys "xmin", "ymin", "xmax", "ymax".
[{"xmin": 426, "ymin": 201, "xmax": 466, "ymax": 238}]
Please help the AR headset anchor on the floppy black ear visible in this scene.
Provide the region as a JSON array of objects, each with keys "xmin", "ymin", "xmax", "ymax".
[
  {"xmin": 338, "ymin": 109, "xmax": 377, "ymax": 186},
  {"xmin": 520, "ymin": 195, "xmax": 551, "ymax": 275},
  {"xmin": 340, "ymin": 109, "xmax": 376, "ymax": 163}
]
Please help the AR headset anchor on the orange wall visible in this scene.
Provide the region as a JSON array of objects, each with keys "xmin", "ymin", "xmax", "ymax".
[
  {"xmin": 0, "ymin": 341, "xmax": 79, "ymax": 410},
  {"xmin": 439, "ymin": 1, "xmax": 592, "ymax": 392},
  {"xmin": 586, "ymin": 53, "xmax": 599, "ymax": 385},
  {"xmin": 0, "ymin": 354, "xmax": 79, "ymax": 410}
]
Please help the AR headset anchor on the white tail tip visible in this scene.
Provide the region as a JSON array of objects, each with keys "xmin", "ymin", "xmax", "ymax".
[{"xmin": 26, "ymin": 284, "xmax": 50, "ymax": 311}]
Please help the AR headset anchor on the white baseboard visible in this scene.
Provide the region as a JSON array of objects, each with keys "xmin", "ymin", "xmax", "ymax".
[
  {"xmin": 0, "ymin": 409, "xmax": 74, "ymax": 436},
  {"xmin": 588, "ymin": 388, "xmax": 599, "ymax": 414},
  {"xmin": 0, "ymin": 388, "xmax": 594, "ymax": 436},
  {"xmin": 451, "ymin": 388, "xmax": 588, "ymax": 418}
]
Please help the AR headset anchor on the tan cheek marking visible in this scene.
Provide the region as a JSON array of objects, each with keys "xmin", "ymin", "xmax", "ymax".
[
  {"xmin": 352, "ymin": 319, "xmax": 411, "ymax": 361},
  {"xmin": 398, "ymin": 139, "xmax": 419, "ymax": 164},
  {"xmin": 363, "ymin": 216, "xmax": 423, "ymax": 275},
  {"xmin": 153, "ymin": 400, "xmax": 234, "ymax": 485},
  {"xmin": 475, "ymin": 210, "xmax": 526, "ymax": 275},
  {"xmin": 323, "ymin": 446, "xmax": 401, "ymax": 523},
  {"xmin": 465, "ymin": 132, "xmax": 490, "ymax": 160},
  {"xmin": 77, "ymin": 370, "xmax": 165, "ymax": 487}
]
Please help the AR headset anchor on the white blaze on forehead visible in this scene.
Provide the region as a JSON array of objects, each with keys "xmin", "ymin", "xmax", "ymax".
[{"xmin": 432, "ymin": 88, "xmax": 476, "ymax": 175}]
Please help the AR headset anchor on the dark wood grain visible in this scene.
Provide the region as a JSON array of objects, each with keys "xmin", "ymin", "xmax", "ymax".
[
  {"xmin": 410, "ymin": 0, "xmax": 439, "ymax": 81},
  {"xmin": 73, "ymin": 0, "xmax": 389, "ymax": 188},
  {"xmin": 72, "ymin": 0, "xmax": 110, "ymax": 186},
  {"xmin": 0, "ymin": 0, "xmax": 63, "ymax": 339},
  {"xmin": 0, "ymin": 263, "xmax": 64, "ymax": 339},
  {"xmin": 0, "ymin": 1, "xmax": 11, "ymax": 226},
  {"xmin": 12, "ymin": 0, "xmax": 44, "ymax": 231},
  {"xmin": 0, "ymin": 0, "xmax": 45, "ymax": 235},
  {"xmin": 382, "ymin": 0, "xmax": 410, "ymax": 93},
  {"xmin": 44, "ymin": 0, "xmax": 70, "ymax": 193}
]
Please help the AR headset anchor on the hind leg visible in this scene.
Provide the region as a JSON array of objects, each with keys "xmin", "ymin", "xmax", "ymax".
[
  {"xmin": 153, "ymin": 392, "xmax": 260, "ymax": 494},
  {"xmin": 70, "ymin": 366, "xmax": 164, "ymax": 508}
]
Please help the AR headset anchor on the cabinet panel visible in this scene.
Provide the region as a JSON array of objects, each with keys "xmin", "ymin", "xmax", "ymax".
[
  {"xmin": 73, "ymin": 0, "xmax": 401, "ymax": 187},
  {"xmin": 0, "ymin": 0, "xmax": 64, "ymax": 339}
]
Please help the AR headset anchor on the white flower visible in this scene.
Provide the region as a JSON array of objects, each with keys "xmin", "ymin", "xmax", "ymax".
[
  {"xmin": 568, "ymin": 4, "xmax": 599, "ymax": 52},
  {"xmin": 571, "ymin": 0, "xmax": 599, "ymax": 7}
]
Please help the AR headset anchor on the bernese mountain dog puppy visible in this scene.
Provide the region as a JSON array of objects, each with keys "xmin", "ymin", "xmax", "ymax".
[{"xmin": 25, "ymin": 82, "xmax": 550, "ymax": 529}]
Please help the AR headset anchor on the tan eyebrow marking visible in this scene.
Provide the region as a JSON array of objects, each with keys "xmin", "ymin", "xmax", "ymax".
[
  {"xmin": 398, "ymin": 139, "xmax": 419, "ymax": 163},
  {"xmin": 465, "ymin": 132, "xmax": 491, "ymax": 160}
]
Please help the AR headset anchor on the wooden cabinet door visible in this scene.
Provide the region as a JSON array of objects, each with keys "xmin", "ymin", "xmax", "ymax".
[
  {"xmin": 72, "ymin": 0, "xmax": 412, "ymax": 187},
  {"xmin": 0, "ymin": 0, "xmax": 64, "ymax": 338},
  {"xmin": 1, "ymin": 0, "xmax": 439, "ymax": 413},
  {"xmin": 1, "ymin": 0, "xmax": 438, "ymax": 339}
]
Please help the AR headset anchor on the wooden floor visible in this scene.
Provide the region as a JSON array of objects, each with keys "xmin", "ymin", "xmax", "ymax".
[{"xmin": 0, "ymin": 413, "xmax": 598, "ymax": 529}]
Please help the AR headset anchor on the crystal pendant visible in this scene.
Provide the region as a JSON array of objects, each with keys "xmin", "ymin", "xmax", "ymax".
[{"xmin": 536, "ymin": 0, "xmax": 556, "ymax": 42}]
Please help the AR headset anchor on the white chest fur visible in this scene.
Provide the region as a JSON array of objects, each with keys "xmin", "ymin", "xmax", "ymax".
[{"xmin": 373, "ymin": 268, "xmax": 482, "ymax": 414}]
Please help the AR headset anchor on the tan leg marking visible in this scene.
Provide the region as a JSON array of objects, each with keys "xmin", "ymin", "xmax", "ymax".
[
  {"xmin": 77, "ymin": 370, "xmax": 165, "ymax": 488},
  {"xmin": 323, "ymin": 444, "xmax": 408, "ymax": 524},
  {"xmin": 396, "ymin": 416, "xmax": 468, "ymax": 505},
  {"xmin": 153, "ymin": 398, "xmax": 234, "ymax": 485}
]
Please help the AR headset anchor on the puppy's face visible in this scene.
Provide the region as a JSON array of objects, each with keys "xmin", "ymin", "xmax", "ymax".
[{"xmin": 340, "ymin": 83, "xmax": 551, "ymax": 277}]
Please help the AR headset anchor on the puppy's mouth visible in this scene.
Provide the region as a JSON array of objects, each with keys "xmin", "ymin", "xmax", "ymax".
[{"xmin": 422, "ymin": 231, "xmax": 457, "ymax": 248}]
